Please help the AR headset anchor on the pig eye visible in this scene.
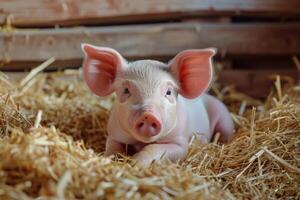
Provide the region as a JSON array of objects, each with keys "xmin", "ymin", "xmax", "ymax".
[
  {"xmin": 164, "ymin": 87, "xmax": 175, "ymax": 103},
  {"xmin": 165, "ymin": 89, "xmax": 171, "ymax": 96},
  {"xmin": 124, "ymin": 88, "xmax": 130, "ymax": 94}
]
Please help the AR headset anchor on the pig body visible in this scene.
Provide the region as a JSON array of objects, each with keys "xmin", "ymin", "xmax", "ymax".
[{"xmin": 82, "ymin": 44, "xmax": 234, "ymax": 166}]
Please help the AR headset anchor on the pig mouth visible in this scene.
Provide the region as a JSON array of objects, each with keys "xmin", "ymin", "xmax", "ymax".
[{"xmin": 131, "ymin": 133, "xmax": 162, "ymax": 144}]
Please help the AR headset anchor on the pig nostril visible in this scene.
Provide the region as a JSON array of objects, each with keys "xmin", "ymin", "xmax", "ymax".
[
  {"xmin": 152, "ymin": 123, "xmax": 157, "ymax": 129},
  {"xmin": 138, "ymin": 122, "xmax": 144, "ymax": 128}
]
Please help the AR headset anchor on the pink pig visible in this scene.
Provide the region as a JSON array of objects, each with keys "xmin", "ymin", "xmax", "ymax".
[{"xmin": 82, "ymin": 44, "xmax": 234, "ymax": 166}]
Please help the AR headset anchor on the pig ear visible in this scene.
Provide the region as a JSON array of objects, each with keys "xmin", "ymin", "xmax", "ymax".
[
  {"xmin": 169, "ymin": 48, "xmax": 216, "ymax": 99},
  {"xmin": 81, "ymin": 43, "xmax": 127, "ymax": 96}
]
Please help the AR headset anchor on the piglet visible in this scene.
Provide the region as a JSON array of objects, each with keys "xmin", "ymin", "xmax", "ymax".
[{"xmin": 81, "ymin": 44, "xmax": 234, "ymax": 166}]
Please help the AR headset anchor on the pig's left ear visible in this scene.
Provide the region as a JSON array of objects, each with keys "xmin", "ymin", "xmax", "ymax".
[{"xmin": 168, "ymin": 48, "xmax": 216, "ymax": 99}]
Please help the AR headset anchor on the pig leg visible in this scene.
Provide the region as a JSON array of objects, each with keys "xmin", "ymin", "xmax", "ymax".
[
  {"xmin": 203, "ymin": 94, "xmax": 235, "ymax": 143},
  {"xmin": 133, "ymin": 143, "xmax": 188, "ymax": 166},
  {"xmin": 104, "ymin": 137, "xmax": 125, "ymax": 156}
]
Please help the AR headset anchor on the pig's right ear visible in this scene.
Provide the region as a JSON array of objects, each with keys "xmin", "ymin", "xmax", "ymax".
[{"xmin": 81, "ymin": 44, "xmax": 127, "ymax": 96}]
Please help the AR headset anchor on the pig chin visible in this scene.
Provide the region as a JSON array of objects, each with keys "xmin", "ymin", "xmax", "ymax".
[{"xmin": 131, "ymin": 132, "xmax": 162, "ymax": 143}]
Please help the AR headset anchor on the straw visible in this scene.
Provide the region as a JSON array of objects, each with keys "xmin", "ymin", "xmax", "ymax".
[
  {"xmin": 0, "ymin": 69, "xmax": 299, "ymax": 199},
  {"xmin": 19, "ymin": 57, "xmax": 55, "ymax": 87}
]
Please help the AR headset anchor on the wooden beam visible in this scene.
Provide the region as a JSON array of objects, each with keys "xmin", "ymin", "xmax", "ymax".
[
  {"xmin": 1, "ymin": 22, "xmax": 300, "ymax": 70},
  {"xmin": 218, "ymin": 69, "xmax": 300, "ymax": 98},
  {"xmin": 1, "ymin": 0, "xmax": 300, "ymax": 27}
]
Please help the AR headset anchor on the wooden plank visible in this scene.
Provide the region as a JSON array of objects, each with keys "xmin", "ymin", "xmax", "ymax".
[
  {"xmin": 218, "ymin": 69, "xmax": 300, "ymax": 98},
  {"xmin": 1, "ymin": 0, "xmax": 300, "ymax": 27},
  {"xmin": 1, "ymin": 22, "xmax": 300, "ymax": 70},
  {"xmin": 232, "ymin": 57, "xmax": 298, "ymax": 70}
]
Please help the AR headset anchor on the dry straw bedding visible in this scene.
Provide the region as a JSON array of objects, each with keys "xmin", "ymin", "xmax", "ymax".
[{"xmin": 0, "ymin": 68, "xmax": 299, "ymax": 200}]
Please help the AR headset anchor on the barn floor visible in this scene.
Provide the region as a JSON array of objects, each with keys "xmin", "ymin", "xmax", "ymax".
[{"xmin": 0, "ymin": 70, "xmax": 299, "ymax": 199}]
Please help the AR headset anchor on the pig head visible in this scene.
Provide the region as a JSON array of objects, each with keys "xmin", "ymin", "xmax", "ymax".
[{"xmin": 82, "ymin": 43, "xmax": 216, "ymax": 165}]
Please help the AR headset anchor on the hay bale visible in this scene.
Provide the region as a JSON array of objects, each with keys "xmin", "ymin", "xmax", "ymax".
[{"xmin": 0, "ymin": 70, "xmax": 299, "ymax": 199}]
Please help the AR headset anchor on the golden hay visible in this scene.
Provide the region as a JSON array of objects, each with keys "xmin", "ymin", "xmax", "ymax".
[{"xmin": 0, "ymin": 69, "xmax": 299, "ymax": 199}]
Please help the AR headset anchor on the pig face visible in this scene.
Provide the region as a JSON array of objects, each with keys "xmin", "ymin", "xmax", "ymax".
[
  {"xmin": 113, "ymin": 61, "xmax": 179, "ymax": 143},
  {"xmin": 82, "ymin": 44, "xmax": 215, "ymax": 143}
]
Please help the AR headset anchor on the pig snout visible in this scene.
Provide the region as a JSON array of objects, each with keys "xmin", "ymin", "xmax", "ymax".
[{"xmin": 135, "ymin": 113, "xmax": 161, "ymax": 137}]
